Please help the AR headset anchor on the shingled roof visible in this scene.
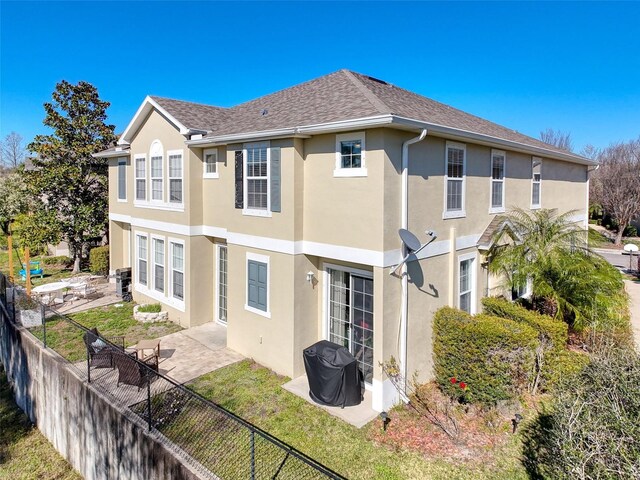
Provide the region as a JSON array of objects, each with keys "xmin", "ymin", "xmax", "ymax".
[{"xmin": 141, "ymin": 69, "xmax": 588, "ymax": 161}]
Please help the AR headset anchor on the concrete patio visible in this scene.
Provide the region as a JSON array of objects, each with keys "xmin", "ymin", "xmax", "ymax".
[
  {"xmin": 282, "ymin": 375, "xmax": 378, "ymax": 428},
  {"xmin": 151, "ymin": 322, "xmax": 244, "ymax": 384}
]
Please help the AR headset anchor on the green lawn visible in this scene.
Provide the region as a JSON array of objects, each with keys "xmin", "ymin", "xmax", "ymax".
[
  {"xmin": 0, "ymin": 365, "xmax": 81, "ymax": 480},
  {"xmin": 29, "ymin": 303, "xmax": 183, "ymax": 362},
  {"xmin": 187, "ymin": 360, "xmax": 527, "ymax": 480}
]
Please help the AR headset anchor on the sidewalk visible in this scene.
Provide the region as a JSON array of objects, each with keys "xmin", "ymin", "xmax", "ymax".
[{"xmin": 625, "ymin": 280, "xmax": 640, "ymax": 352}]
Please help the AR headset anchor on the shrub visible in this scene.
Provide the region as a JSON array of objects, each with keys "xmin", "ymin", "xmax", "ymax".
[
  {"xmin": 433, "ymin": 307, "xmax": 539, "ymax": 405},
  {"xmin": 89, "ymin": 246, "xmax": 109, "ymax": 275},
  {"xmin": 41, "ymin": 255, "xmax": 72, "ymax": 266},
  {"xmin": 137, "ymin": 303, "xmax": 162, "ymax": 313},
  {"xmin": 522, "ymin": 348, "xmax": 640, "ymax": 479},
  {"xmin": 623, "ymin": 225, "xmax": 637, "ymax": 237},
  {"xmin": 543, "ymin": 350, "xmax": 590, "ymax": 390}
]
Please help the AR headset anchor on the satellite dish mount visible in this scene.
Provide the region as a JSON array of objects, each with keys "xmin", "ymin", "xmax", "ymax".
[{"xmin": 390, "ymin": 228, "xmax": 437, "ymax": 275}]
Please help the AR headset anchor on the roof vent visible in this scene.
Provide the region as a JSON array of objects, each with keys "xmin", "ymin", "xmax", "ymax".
[
  {"xmin": 260, "ymin": 108, "xmax": 269, "ymax": 116},
  {"xmin": 367, "ymin": 76, "xmax": 388, "ymax": 85}
]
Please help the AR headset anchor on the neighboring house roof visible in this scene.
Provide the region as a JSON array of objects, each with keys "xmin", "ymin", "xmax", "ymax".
[{"xmin": 114, "ymin": 69, "xmax": 595, "ymax": 165}]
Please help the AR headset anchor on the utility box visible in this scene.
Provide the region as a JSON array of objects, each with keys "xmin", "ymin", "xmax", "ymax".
[{"xmin": 115, "ymin": 267, "xmax": 132, "ymax": 297}]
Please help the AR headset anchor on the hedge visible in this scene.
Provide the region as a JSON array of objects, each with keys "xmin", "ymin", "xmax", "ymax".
[
  {"xmin": 482, "ymin": 297, "xmax": 571, "ymax": 391},
  {"xmin": 433, "ymin": 307, "xmax": 539, "ymax": 405},
  {"xmin": 42, "ymin": 255, "xmax": 72, "ymax": 266},
  {"xmin": 89, "ymin": 246, "xmax": 109, "ymax": 275}
]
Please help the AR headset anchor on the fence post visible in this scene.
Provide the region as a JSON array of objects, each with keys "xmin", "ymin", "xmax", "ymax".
[
  {"xmin": 250, "ymin": 430, "xmax": 255, "ymax": 480},
  {"xmin": 147, "ymin": 381, "xmax": 152, "ymax": 431},
  {"xmin": 41, "ymin": 303, "xmax": 47, "ymax": 348},
  {"xmin": 11, "ymin": 287, "xmax": 15, "ymax": 323},
  {"xmin": 87, "ymin": 348, "xmax": 91, "ymax": 383}
]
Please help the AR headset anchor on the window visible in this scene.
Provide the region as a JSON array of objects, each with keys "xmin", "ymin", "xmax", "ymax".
[
  {"xmin": 327, "ymin": 266, "xmax": 374, "ymax": 384},
  {"xmin": 334, "ymin": 132, "xmax": 367, "ymax": 177},
  {"xmin": 245, "ymin": 143, "xmax": 269, "ymax": 211},
  {"xmin": 153, "ymin": 238, "xmax": 165, "ymax": 293},
  {"xmin": 135, "ymin": 155, "xmax": 146, "ymax": 201},
  {"xmin": 137, "ymin": 235, "xmax": 148, "ymax": 286},
  {"xmin": 490, "ymin": 150, "xmax": 505, "ymax": 212},
  {"xmin": 151, "ymin": 156, "xmax": 163, "ymax": 201},
  {"xmin": 168, "ymin": 151, "xmax": 183, "ymax": 203},
  {"xmin": 117, "ymin": 158, "xmax": 127, "ymax": 200},
  {"xmin": 444, "ymin": 141, "xmax": 466, "ymax": 218},
  {"xmin": 170, "ymin": 241, "xmax": 184, "ymax": 301},
  {"xmin": 458, "ymin": 254, "xmax": 476, "ymax": 314},
  {"xmin": 217, "ymin": 245, "xmax": 228, "ymax": 324},
  {"xmin": 531, "ymin": 157, "xmax": 542, "ymax": 208},
  {"xmin": 245, "ymin": 253, "xmax": 269, "ymax": 317},
  {"xmin": 204, "ymin": 148, "xmax": 218, "ymax": 178}
]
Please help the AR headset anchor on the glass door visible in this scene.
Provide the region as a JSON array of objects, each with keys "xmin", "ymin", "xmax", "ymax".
[
  {"xmin": 217, "ymin": 245, "xmax": 228, "ymax": 324},
  {"xmin": 328, "ymin": 268, "xmax": 374, "ymax": 384}
]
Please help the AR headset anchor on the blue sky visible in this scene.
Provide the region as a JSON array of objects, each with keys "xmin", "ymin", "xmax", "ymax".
[{"xmin": 1, "ymin": 1, "xmax": 639, "ymax": 153}]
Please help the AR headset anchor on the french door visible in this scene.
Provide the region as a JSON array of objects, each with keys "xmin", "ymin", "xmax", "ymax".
[
  {"xmin": 217, "ymin": 245, "xmax": 228, "ymax": 324},
  {"xmin": 327, "ymin": 268, "xmax": 374, "ymax": 384}
]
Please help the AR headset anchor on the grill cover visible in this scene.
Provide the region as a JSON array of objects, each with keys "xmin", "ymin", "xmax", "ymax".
[{"xmin": 303, "ymin": 340, "xmax": 362, "ymax": 408}]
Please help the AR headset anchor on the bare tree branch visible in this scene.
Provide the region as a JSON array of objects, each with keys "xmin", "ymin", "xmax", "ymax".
[
  {"xmin": 0, "ymin": 131, "xmax": 26, "ymax": 168},
  {"xmin": 540, "ymin": 128, "xmax": 573, "ymax": 152}
]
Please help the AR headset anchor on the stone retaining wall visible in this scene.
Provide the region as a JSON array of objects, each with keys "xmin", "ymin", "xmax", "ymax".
[
  {"xmin": 133, "ymin": 304, "xmax": 169, "ymax": 323},
  {"xmin": 0, "ymin": 313, "xmax": 208, "ymax": 480}
]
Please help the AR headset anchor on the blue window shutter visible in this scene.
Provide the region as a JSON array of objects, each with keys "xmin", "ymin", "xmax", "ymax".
[
  {"xmin": 270, "ymin": 147, "xmax": 281, "ymax": 212},
  {"xmin": 235, "ymin": 150, "xmax": 243, "ymax": 209},
  {"xmin": 247, "ymin": 260, "xmax": 268, "ymax": 312}
]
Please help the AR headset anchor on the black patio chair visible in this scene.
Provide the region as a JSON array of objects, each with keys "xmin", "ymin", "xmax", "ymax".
[
  {"xmin": 113, "ymin": 351, "xmax": 155, "ymax": 390},
  {"xmin": 82, "ymin": 328, "xmax": 125, "ymax": 369}
]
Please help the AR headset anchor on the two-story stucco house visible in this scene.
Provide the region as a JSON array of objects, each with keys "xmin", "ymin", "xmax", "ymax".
[{"xmin": 96, "ymin": 70, "xmax": 596, "ymax": 412}]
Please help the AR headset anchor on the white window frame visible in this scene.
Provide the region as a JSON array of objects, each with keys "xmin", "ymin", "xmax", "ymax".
[
  {"xmin": 117, "ymin": 157, "xmax": 127, "ymax": 202},
  {"xmin": 167, "ymin": 149, "xmax": 184, "ymax": 205},
  {"xmin": 203, "ymin": 148, "xmax": 219, "ymax": 179},
  {"xmin": 531, "ymin": 157, "xmax": 542, "ymax": 209},
  {"xmin": 243, "ymin": 142, "xmax": 271, "ymax": 217},
  {"xmin": 489, "ymin": 149, "xmax": 506, "ymax": 214},
  {"xmin": 151, "ymin": 235, "xmax": 165, "ymax": 294},
  {"xmin": 149, "ymin": 140, "xmax": 164, "ymax": 203},
  {"xmin": 135, "ymin": 233, "xmax": 148, "ymax": 287},
  {"xmin": 457, "ymin": 252, "xmax": 477, "ymax": 314},
  {"xmin": 168, "ymin": 238, "xmax": 185, "ymax": 305},
  {"xmin": 244, "ymin": 252, "xmax": 270, "ymax": 318},
  {"xmin": 215, "ymin": 244, "xmax": 228, "ymax": 325},
  {"xmin": 134, "ymin": 154, "xmax": 147, "ymax": 202},
  {"xmin": 334, "ymin": 131, "xmax": 367, "ymax": 177},
  {"xmin": 443, "ymin": 141, "xmax": 466, "ymax": 219}
]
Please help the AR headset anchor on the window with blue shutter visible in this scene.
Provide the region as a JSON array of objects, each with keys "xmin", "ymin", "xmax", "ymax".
[{"xmin": 247, "ymin": 260, "xmax": 268, "ymax": 312}]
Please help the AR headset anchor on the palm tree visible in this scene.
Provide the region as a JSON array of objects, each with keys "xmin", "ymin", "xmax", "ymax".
[{"xmin": 488, "ymin": 208, "xmax": 625, "ymax": 330}]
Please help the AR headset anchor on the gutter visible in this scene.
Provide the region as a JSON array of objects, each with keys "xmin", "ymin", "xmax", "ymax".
[{"xmin": 398, "ymin": 129, "xmax": 427, "ymax": 399}]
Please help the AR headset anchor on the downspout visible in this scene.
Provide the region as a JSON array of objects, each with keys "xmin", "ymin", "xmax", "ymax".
[{"xmin": 399, "ymin": 129, "xmax": 427, "ymax": 397}]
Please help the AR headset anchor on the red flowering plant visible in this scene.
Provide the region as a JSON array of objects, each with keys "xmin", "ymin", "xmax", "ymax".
[{"xmin": 448, "ymin": 377, "xmax": 470, "ymax": 402}]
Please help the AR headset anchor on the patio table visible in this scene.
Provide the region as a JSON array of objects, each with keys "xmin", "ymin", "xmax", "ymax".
[{"xmin": 32, "ymin": 281, "xmax": 71, "ymax": 305}]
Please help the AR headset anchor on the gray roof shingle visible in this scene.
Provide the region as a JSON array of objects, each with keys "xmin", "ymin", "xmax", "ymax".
[{"xmin": 150, "ymin": 70, "xmax": 581, "ymax": 158}]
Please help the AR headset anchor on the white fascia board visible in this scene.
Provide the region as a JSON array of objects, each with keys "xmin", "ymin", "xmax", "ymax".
[
  {"xmin": 185, "ymin": 128, "xmax": 302, "ymax": 147},
  {"xmin": 391, "ymin": 116, "xmax": 597, "ymax": 166},
  {"xmin": 295, "ymin": 115, "xmax": 394, "ymax": 134},
  {"xmin": 118, "ymin": 96, "xmax": 191, "ymax": 146}
]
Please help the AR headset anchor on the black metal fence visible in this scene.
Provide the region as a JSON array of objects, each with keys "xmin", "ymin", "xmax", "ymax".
[{"xmin": 0, "ymin": 272, "xmax": 345, "ymax": 480}]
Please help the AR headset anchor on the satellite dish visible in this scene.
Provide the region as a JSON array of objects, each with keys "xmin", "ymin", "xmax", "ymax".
[
  {"xmin": 390, "ymin": 228, "xmax": 438, "ymax": 275},
  {"xmin": 399, "ymin": 228, "xmax": 421, "ymax": 252}
]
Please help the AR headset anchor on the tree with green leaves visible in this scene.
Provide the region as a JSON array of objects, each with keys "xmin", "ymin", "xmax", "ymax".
[
  {"xmin": 0, "ymin": 170, "xmax": 28, "ymax": 236},
  {"xmin": 488, "ymin": 208, "xmax": 626, "ymax": 331},
  {"xmin": 26, "ymin": 80, "xmax": 116, "ymax": 273}
]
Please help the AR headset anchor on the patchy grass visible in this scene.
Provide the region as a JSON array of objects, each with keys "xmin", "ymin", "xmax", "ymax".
[
  {"xmin": 29, "ymin": 303, "xmax": 182, "ymax": 362},
  {"xmin": 187, "ymin": 360, "xmax": 527, "ymax": 480},
  {"xmin": 588, "ymin": 227, "xmax": 640, "ymax": 250},
  {"xmin": 0, "ymin": 365, "xmax": 81, "ymax": 479}
]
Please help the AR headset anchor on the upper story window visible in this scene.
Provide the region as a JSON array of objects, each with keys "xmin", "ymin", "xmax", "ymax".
[
  {"xmin": 168, "ymin": 151, "xmax": 183, "ymax": 204},
  {"xmin": 117, "ymin": 158, "xmax": 127, "ymax": 201},
  {"xmin": 204, "ymin": 148, "xmax": 218, "ymax": 178},
  {"xmin": 444, "ymin": 141, "xmax": 466, "ymax": 218},
  {"xmin": 135, "ymin": 155, "xmax": 146, "ymax": 201},
  {"xmin": 245, "ymin": 142, "xmax": 269, "ymax": 213},
  {"xmin": 150, "ymin": 141, "xmax": 164, "ymax": 202},
  {"xmin": 490, "ymin": 150, "xmax": 506, "ymax": 213},
  {"xmin": 334, "ymin": 131, "xmax": 367, "ymax": 177},
  {"xmin": 531, "ymin": 157, "xmax": 542, "ymax": 209}
]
